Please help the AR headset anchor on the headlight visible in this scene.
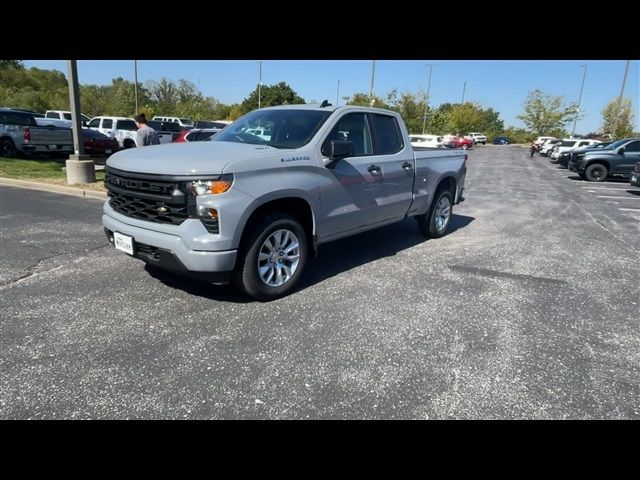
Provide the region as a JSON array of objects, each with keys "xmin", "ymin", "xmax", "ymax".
[{"xmin": 188, "ymin": 174, "xmax": 233, "ymax": 195}]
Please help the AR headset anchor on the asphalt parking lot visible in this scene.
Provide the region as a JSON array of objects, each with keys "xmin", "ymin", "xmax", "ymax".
[{"xmin": 1, "ymin": 145, "xmax": 638, "ymax": 419}]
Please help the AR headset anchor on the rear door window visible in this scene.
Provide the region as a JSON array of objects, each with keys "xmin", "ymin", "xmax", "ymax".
[
  {"xmin": 102, "ymin": 119, "xmax": 113, "ymax": 129},
  {"xmin": 370, "ymin": 114, "xmax": 404, "ymax": 155}
]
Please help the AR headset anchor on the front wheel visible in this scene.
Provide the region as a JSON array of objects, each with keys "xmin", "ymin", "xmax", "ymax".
[
  {"xmin": 233, "ymin": 213, "xmax": 308, "ymax": 301},
  {"xmin": 481, "ymin": 141, "xmax": 486, "ymax": 145},
  {"xmin": 1, "ymin": 138, "xmax": 17, "ymax": 158},
  {"xmin": 584, "ymin": 163, "xmax": 608, "ymax": 182},
  {"xmin": 417, "ymin": 189, "xmax": 453, "ymax": 238}
]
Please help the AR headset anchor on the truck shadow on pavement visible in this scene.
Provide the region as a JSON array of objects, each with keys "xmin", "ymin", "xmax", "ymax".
[{"xmin": 145, "ymin": 214, "xmax": 475, "ymax": 303}]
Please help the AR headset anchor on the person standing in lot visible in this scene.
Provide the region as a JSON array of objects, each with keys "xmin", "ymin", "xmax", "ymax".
[{"xmin": 134, "ymin": 113, "xmax": 160, "ymax": 147}]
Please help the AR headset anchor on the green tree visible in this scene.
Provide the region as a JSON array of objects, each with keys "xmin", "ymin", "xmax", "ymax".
[
  {"xmin": 240, "ymin": 82, "xmax": 305, "ymax": 113},
  {"xmin": 600, "ymin": 97, "xmax": 635, "ymax": 139},
  {"xmin": 517, "ymin": 89, "xmax": 578, "ymax": 136},
  {"xmin": 0, "ymin": 60, "xmax": 24, "ymax": 70},
  {"xmin": 344, "ymin": 92, "xmax": 390, "ymax": 109}
]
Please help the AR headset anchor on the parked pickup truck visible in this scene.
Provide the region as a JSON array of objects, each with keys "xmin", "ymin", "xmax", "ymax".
[
  {"xmin": 102, "ymin": 105, "xmax": 467, "ymax": 300},
  {"xmin": 466, "ymin": 132, "xmax": 487, "ymax": 145},
  {"xmin": 568, "ymin": 137, "xmax": 640, "ymax": 181},
  {"xmin": 1, "ymin": 108, "xmax": 73, "ymax": 157}
]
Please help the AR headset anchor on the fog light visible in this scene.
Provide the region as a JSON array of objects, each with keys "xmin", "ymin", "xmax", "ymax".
[{"xmin": 197, "ymin": 206, "xmax": 218, "ymax": 218}]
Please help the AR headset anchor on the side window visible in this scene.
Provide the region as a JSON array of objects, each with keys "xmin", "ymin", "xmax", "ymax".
[
  {"xmin": 321, "ymin": 112, "xmax": 373, "ymax": 157},
  {"xmin": 371, "ymin": 114, "xmax": 403, "ymax": 155},
  {"xmin": 579, "ymin": 141, "xmax": 589, "ymax": 147},
  {"xmin": 88, "ymin": 118, "xmax": 100, "ymax": 128},
  {"xmin": 102, "ymin": 119, "xmax": 113, "ymax": 129},
  {"xmin": 625, "ymin": 141, "xmax": 640, "ymax": 152},
  {"xmin": 63, "ymin": 113, "xmax": 72, "ymax": 120},
  {"xmin": 45, "ymin": 112, "xmax": 58, "ymax": 119}
]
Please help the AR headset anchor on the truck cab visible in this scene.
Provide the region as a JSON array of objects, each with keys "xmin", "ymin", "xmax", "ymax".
[{"xmin": 87, "ymin": 116, "xmax": 139, "ymax": 148}]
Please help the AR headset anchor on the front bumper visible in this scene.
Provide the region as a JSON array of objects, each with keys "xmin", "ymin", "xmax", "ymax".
[
  {"xmin": 631, "ymin": 172, "xmax": 640, "ymax": 187},
  {"xmin": 102, "ymin": 206, "xmax": 237, "ymax": 277}
]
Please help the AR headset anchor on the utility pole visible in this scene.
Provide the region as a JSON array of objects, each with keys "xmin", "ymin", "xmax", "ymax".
[
  {"xmin": 422, "ymin": 64, "xmax": 436, "ymax": 134},
  {"xmin": 134, "ymin": 60, "xmax": 138, "ymax": 115},
  {"xmin": 369, "ymin": 60, "xmax": 376, "ymax": 107},
  {"xmin": 65, "ymin": 60, "xmax": 94, "ymax": 184},
  {"xmin": 613, "ymin": 60, "xmax": 631, "ymax": 139},
  {"xmin": 571, "ymin": 64, "xmax": 588, "ymax": 138},
  {"xmin": 258, "ymin": 61, "xmax": 263, "ymax": 109},
  {"xmin": 461, "ymin": 81, "xmax": 467, "ymax": 104},
  {"xmin": 336, "ymin": 79, "xmax": 340, "ymax": 106}
]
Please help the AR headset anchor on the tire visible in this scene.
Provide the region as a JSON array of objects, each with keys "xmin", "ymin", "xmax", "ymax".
[
  {"xmin": 481, "ymin": 141, "xmax": 486, "ymax": 145},
  {"xmin": 123, "ymin": 139, "xmax": 136, "ymax": 149},
  {"xmin": 232, "ymin": 212, "xmax": 308, "ymax": 301},
  {"xmin": 584, "ymin": 163, "xmax": 608, "ymax": 182},
  {"xmin": 1, "ymin": 138, "xmax": 17, "ymax": 158},
  {"xmin": 417, "ymin": 189, "xmax": 453, "ymax": 238}
]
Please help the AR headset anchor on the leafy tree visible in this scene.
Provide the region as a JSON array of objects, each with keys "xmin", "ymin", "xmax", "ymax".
[
  {"xmin": 385, "ymin": 89, "xmax": 426, "ymax": 134},
  {"xmin": 227, "ymin": 105, "xmax": 243, "ymax": 120},
  {"xmin": 502, "ymin": 126, "xmax": 533, "ymax": 144},
  {"xmin": 344, "ymin": 92, "xmax": 390, "ymax": 109},
  {"xmin": 240, "ymin": 82, "xmax": 305, "ymax": 113},
  {"xmin": 146, "ymin": 78, "xmax": 178, "ymax": 115},
  {"xmin": 517, "ymin": 89, "xmax": 578, "ymax": 136},
  {"xmin": 0, "ymin": 60, "xmax": 24, "ymax": 70},
  {"xmin": 600, "ymin": 97, "xmax": 635, "ymax": 139}
]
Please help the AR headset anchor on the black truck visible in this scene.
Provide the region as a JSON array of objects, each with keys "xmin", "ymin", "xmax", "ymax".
[{"xmin": 568, "ymin": 138, "xmax": 640, "ymax": 181}]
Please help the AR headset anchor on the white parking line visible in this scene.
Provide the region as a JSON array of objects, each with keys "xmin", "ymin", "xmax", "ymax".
[
  {"xmin": 581, "ymin": 186, "xmax": 631, "ymax": 190},
  {"xmin": 619, "ymin": 208, "xmax": 640, "ymax": 212},
  {"xmin": 597, "ymin": 195, "xmax": 640, "ymax": 200}
]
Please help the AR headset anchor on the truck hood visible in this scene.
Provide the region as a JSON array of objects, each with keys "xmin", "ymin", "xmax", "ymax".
[{"xmin": 106, "ymin": 141, "xmax": 278, "ymax": 175}]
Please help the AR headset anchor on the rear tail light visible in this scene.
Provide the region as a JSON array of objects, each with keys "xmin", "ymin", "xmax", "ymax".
[{"xmin": 23, "ymin": 127, "xmax": 31, "ymax": 141}]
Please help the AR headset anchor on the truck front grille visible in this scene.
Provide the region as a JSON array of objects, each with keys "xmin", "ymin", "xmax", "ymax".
[{"xmin": 105, "ymin": 171, "xmax": 189, "ymax": 226}]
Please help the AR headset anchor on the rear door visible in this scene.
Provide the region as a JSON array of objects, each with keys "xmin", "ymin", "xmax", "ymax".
[{"xmin": 369, "ymin": 113, "xmax": 414, "ymax": 221}]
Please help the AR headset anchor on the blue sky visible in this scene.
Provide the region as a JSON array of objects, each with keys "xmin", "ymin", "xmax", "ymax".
[{"xmin": 24, "ymin": 60, "xmax": 639, "ymax": 134}]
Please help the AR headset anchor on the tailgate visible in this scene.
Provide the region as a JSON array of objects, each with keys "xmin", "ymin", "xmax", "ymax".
[{"xmin": 29, "ymin": 126, "xmax": 73, "ymax": 145}]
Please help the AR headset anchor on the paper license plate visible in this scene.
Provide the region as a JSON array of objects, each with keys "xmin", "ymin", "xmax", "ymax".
[{"xmin": 114, "ymin": 232, "xmax": 134, "ymax": 255}]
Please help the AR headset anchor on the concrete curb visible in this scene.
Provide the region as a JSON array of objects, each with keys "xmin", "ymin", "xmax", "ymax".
[{"xmin": 0, "ymin": 177, "xmax": 107, "ymax": 200}]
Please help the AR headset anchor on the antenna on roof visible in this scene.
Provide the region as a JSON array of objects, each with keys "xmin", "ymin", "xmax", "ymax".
[{"xmin": 319, "ymin": 100, "xmax": 332, "ymax": 108}]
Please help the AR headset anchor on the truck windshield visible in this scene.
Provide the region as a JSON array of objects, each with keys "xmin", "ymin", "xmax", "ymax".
[{"xmin": 214, "ymin": 109, "xmax": 332, "ymax": 149}]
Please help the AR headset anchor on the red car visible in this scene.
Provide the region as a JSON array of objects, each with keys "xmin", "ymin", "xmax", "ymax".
[
  {"xmin": 82, "ymin": 128, "xmax": 119, "ymax": 156},
  {"xmin": 448, "ymin": 136, "xmax": 473, "ymax": 149}
]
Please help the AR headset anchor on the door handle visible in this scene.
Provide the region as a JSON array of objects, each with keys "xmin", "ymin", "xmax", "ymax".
[
  {"xmin": 368, "ymin": 164, "xmax": 381, "ymax": 174},
  {"xmin": 402, "ymin": 161, "xmax": 413, "ymax": 170}
]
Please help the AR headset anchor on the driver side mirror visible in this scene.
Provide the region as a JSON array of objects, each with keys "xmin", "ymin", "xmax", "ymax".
[
  {"xmin": 618, "ymin": 147, "xmax": 626, "ymax": 154},
  {"xmin": 329, "ymin": 140, "xmax": 355, "ymax": 160}
]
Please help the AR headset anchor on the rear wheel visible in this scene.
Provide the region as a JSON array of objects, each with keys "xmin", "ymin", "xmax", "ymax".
[
  {"xmin": 1, "ymin": 138, "xmax": 17, "ymax": 158},
  {"xmin": 123, "ymin": 139, "xmax": 136, "ymax": 149},
  {"xmin": 584, "ymin": 163, "xmax": 608, "ymax": 182},
  {"xmin": 417, "ymin": 189, "xmax": 453, "ymax": 238},
  {"xmin": 233, "ymin": 213, "xmax": 308, "ymax": 301}
]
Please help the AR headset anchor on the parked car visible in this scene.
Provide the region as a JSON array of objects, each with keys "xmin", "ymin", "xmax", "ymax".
[
  {"xmin": 173, "ymin": 128, "xmax": 222, "ymax": 143},
  {"xmin": 492, "ymin": 136, "xmax": 511, "ymax": 145},
  {"xmin": 540, "ymin": 139, "xmax": 561, "ymax": 156},
  {"xmin": 550, "ymin": 139, "xmax": 601, "ymax": 161},
  {"xmin": 103, "ymin": 105, "xmax": 467, "ymax": 300},
  {"xmin": 533, "ymin": 136, "xmax": 556, "ymax": 147},
  {"xmin": 86, "ymin": 116, "xmax": 139, "ymax": 148},
  {"xmin": 1, "ymin": 108, "xmax": 73, "ymax": 158},
  {"xmin": 409, "ymin": 134, "xmax": 445, "ymax": 148},
  {"xmin": 146, "ymin": 121, "xmax": 177, "ymax": 144},
  {"xmin": 568, "ymin": 138, "xmax": 640, "ymax": 181},
  {"xmin": 557, "ymin": 142, "xmax": 613, "ymax": 168},
  {"xmin": 466, "ymin": 132, "xmax": 487, "ymax": 145},
  {"xmin": 630, "ymin": 162, "xmax": 640, "ymax": 187},
  {"xmin": 443, "ymin": 135, "xmax": 472, "ymax": 149},
  {"xmin": 151, "ymin": 116, "xmax": 194, "ymax": 129},
  {"xmin": 81, "ymin": 128, "xmax": 120, "ymax": 156},
  {"xmin": 193, "ymin": 120, "xmax": 231, "ymax": 129},
  {"xmin": 45, "ymin": 110, "xmax": 91, "ymax": 124}
]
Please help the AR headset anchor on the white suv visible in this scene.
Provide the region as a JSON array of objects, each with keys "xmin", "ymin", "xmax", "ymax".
[
  {"xmin": 551, "ymin": 139, "xmax": 601, "ymax": 160},
  {"xmin": 151, "ymin": 116, "xmax": 194, "ymax": 129},
  {"xmin": 87, "ymin": 116, "xmax": 139, "ymax": 148},
  {"xmin": 466, "ymin": 132, "xmax": 487, "ymax": 145}
]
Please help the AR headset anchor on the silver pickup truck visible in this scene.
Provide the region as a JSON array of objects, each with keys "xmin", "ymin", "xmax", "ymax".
[
  {"xmin": 103, "ymin": 105, "xmax": 467, "ymax": 300},
  {"xmin": 1, "ymin": 108, "xmax": 73, "ymax": 157}
]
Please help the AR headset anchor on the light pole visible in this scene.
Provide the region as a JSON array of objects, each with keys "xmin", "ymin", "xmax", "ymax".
[
  {"xmin": 336, "ymin": 79, "xmax": 340, "ymax": 106},
  {"xmin": 461, "ymin": 81, "xmax": 467, "ymax": 104},
  {"xmin": 258, "ymin": 61, "xmax": 263, "ymax": 109},
  {"xmin": 134, "ymin": 60, "xmax": 138, "ymax": 115},
  {"xmin": 422, "ymin": 64, "xmax": 436, "ymax": 134},
  {"xmin": 369, "ymin": 60, "xmax": 376, "ymax": 107},
  {"xmin": 613, "ymin": 60, "xmax": 631, "ymax": 139},
  {"xmin": 571, "ymin": 64, "xmax": 588, "ymax": 138}
]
